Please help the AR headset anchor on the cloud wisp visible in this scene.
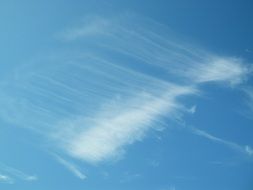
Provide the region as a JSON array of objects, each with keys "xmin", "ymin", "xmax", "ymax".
[
  {"xmin": 60, "ymin": 15, "xmax": 250, "ymax": 86},
  {"xmin": 243, "ymin": 87, "xmax": 253, "ymax": 116},
  {"xmin": 53, "ymin": 154, "xmax": 87, "ymax": 180},
  {"xmin": 0, "ymin": 174, "xmax": 13, "ymax": 184},
  {"xmin": 0, "ymin": 14, "xmax": 251, "ymax": 165},
  {"xmin": 181, "ymin": 56, "xmax": 250, "ymax": 86},
  {"xmin": 192, "ymin": 127, "xmax": 253, "ymax": 157},
  {"xmin": 55, "ymin": 85, "xmax": 196, "ymax": 163},
  {"xmin": 0, "ymin": 163, "xmax": 37, "ymax": 183}
]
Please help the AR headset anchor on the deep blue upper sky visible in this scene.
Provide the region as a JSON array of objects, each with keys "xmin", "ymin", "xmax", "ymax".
[{"xmin": 0, "ymin": 1, "xmax": 253, "ymax": 190}]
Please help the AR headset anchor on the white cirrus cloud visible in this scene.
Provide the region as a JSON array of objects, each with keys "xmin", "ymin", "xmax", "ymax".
[
  {"xmin": 0, "ymin": 14, "xmax": 251, "ymax": 166},
  {"xmin": 183, "ymin": 56, "xmax": 250, "ymax": 85},
  {"xmin": 0, "ymin": 163, "xmax": 37, "ymax": 182},
  {"xmin": 54, "ymin": 85, "xmax": 197, "ymax": 163},
  {"xmin": 53, "ymin": 154, "xmax": 87, "ymax": 180},
  {"xmin": 192, "ymin": 127, "xmax": 253, "ymax": 157},
  {"xmin": 243, "ymin": 87, "xmax": 253, "ymax": 115}
]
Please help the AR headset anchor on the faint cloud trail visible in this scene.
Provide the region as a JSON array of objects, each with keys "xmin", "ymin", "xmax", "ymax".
[
  {"xmin": 0, "ymin": 162, "xmax": 37, "ymax": 183},
  {"xmin": 53, "ymin": 154, "xmax": 87, "ymax": 180},
  {"xmin": 192, "ymin": 127, "xmax": 253, "ymax": 157},
  {"xmin": 0, "ymin": 174, "xmax": 13, "ymax": 184}
]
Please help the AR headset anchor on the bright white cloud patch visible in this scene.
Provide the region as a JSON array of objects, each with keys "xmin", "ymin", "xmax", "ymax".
[
  {"xmin": 0, "ymin": 15, "xmax": 251, "ymax": 165},
  {"xmin": 183, "ymin": 56, "xmax": 250, "ymax": 85},
  {"xmin": 57, "ymin": 86, "xmax": 195, "ymax": 163}
]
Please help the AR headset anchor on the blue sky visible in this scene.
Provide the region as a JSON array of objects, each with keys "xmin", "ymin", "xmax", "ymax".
[{"xmin": 0, "ymin": 1, "xmax": 253, "ymax": 190}]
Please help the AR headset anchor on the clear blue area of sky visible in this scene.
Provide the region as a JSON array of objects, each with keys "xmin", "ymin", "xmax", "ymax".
[{"xmin": 0, "ymin": 1, "xmax": 253, "ymax": 190}]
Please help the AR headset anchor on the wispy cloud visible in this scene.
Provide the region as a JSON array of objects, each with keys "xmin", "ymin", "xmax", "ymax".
[
  {"xmin": 192, "ymin": 127, "xmax": 253, "ymax": 157},
  {"xmin": 0, "ymin": 174, "xmax": 13, "ymax": 184},
  {"xmin": 55, "ymin": 85, "xmax": 196, "ymax": 163},
  {"xmin": 182, "ymin": 56, "xmax": 250, "ymax": 86},
  {"xmin": 187, "ymin": 105, "xmax": 197, "ymax": 114},
  {"xmin": 0, "ymin": 14, "xmax": 251, "ymax": 166},
  {"xmin": 245, "ymin": 145, "xmax": 253, "ymax": 156},
  {"xmin": 160, "ymin": 185, "xmax": 176, "ymax": 190},
  {"xmin": 60, "ymin": 16, "xmax": 111, "ymax": 41},
  {"xmin": 0, "ymin": 163, "xmax": 37, "ymax": 182},
  {"xmin": 53, "ymin": 154, "xmax": 86, "ymax": 180},
  {"xmin": 59, "ymin": 16, "xmax": 251, "ymax": 87},
  {"xmin": 243, "ymin": 87, "xmax": 253, "ymax": 115},
  {"xmin": 119, "ymin": 172, "xmax": 142, "ymax": 183}
]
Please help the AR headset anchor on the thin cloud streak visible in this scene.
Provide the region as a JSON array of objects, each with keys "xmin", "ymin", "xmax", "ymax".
[
  {"xmin": 243, "ymin": 87, "xmax": 253, "ymax": 115},
  {"xmin": 54, "ymin": 154, "xmax": 86, "ymax": 180},
  {"xmin": 60, "ymin": 16, "xmax": 111, "ymax": 41},
  {"xmin": 192, "ymin": 127, "xmax": 253, "ymax": 157},
  {"xmin": 0, "ymin": 163, "xmax": 37, "ymax": 182}
]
